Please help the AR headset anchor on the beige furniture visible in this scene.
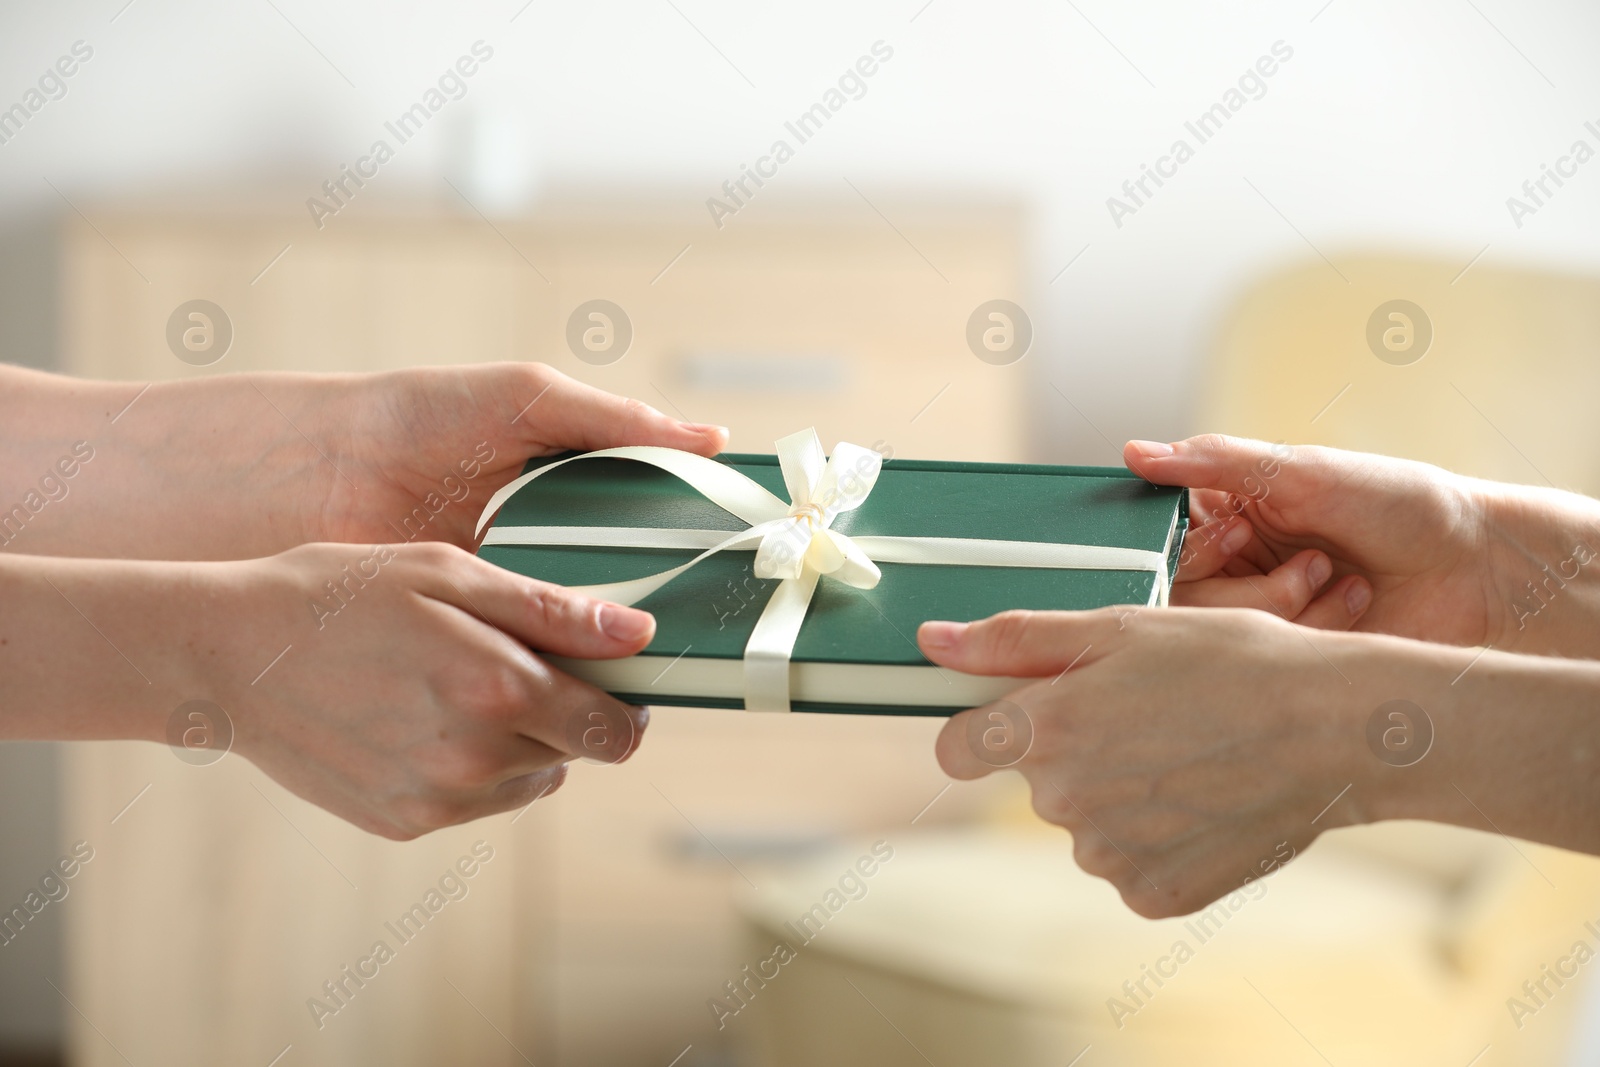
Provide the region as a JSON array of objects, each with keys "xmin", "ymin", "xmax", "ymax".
[
  {"xmin": 55, "ymin": 196, "xmax": 1028, "ymax": 462},
  {"xmin": 38, "ymin": 195, "xmax": 1029, "ymax": 1066},
  {"xmin": 1202, "ymin": 254, "xmax": 1600, "ymax": 492},
  {"xmin": 733, "ymin": 826, "xmax": 1600, "ymax": 1066}
]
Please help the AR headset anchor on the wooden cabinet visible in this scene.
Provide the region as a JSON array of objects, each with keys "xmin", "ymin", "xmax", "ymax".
[{"xmin": 54, "ymin": 198, "xmax": 1027, "ymax": 462}]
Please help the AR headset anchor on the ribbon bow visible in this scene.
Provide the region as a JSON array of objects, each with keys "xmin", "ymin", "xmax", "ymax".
[
  {"xmin": 476, "ymin": 428, "xmax": 1169, "ymax": 712},
  {"xmin": 752, "ymin": 431, "xmax": 882, "ymax": 588}
]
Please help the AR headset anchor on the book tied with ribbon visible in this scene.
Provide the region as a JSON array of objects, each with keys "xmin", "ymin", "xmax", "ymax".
[{"xmin": 474, "ymin": 429, "xmax": 1187, "ymax": 717}]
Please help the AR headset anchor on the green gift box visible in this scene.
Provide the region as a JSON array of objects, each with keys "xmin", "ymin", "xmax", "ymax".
[{"xmin": 477, "ymin": 438, "xmax": 1187, "ymax": 717}]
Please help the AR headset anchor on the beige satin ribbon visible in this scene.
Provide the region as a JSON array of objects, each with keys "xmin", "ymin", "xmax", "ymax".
[{"xmin": 475, "ymin": 429, "xmax": 1168, "ymax": 712}]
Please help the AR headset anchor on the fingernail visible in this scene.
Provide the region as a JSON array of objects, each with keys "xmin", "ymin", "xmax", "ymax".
[
  {"xmin": 1129, "ymin": 440, "xmax": 1175, "ymax": 459},
  {"xmin": 685, "ymin": 422, "xmax": 729, "ymax": 437},
  {"xmin": 599, "ymin": 603, "xmax": 654, "ymax": 642},
  {"xmin": 1307, "ymin": 554, "xmax": 1332, "ymax": 589},
  {"xmin": 1345, "ymin": 580, "xmax": 1371, "ymax": 616},
  {"xmin": 1219, "ymin": 519, "xmax": 1252, "ymax": 555},
  {"xmin": 920, "ymin": 620, "xmax": 967, "ymax": 650}
]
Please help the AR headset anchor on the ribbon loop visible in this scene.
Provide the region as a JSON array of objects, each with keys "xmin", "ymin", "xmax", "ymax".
[
  {"xmin": 811, "ymin": 441, "xmax": 882, "ymax": 523},
  {"xmin": 776, "ymin": 428, "xmax": 827, "ymax": 510},
  {"xmin": 474, "ymin": 444, "xmax": 791, "ymax": 540}
]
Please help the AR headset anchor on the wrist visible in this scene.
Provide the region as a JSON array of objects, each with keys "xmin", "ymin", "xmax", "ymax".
[
  {"xmin": 1333, "ymin": 631, "xmax": 1474, "ymax": 826},
  {"xmin": 0, "ymin": 553, "xmax": 245, "ymax": 745},
  {"xmin": 94, "ymin": 374, "xmax": 335, "ymax": 559},
  {"xmin": 1473, "ymin": 478, "xmax": 1600, "ymax": 655},
  {"xmin": 1301, "ymin": 628, "xmax": 1479, "ymax": 830},
  {"xmin": 0, "ymin": 368, "xmax": 123, "ymax": 536},
  {"xmin": 1343, "ymin": 631, "xmax": 1600, "ymax": 856},
  {"xmin": 1293, "ymin": 624, "xmax": 1600, "ymax": 857}
]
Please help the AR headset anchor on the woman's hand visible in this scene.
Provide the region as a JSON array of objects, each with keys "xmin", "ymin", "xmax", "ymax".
[
  {"xmin": 917, "ymin": 606, "xmax": 1378, "ymax": 918},
  {"xmin": 0, "ymin": 362, "xmax": 724, "ymax": 562},
  {"xmin": 917, "ymin": 604, "xmax": 1600, "ymax": 916},
  {"xmin": 2, "ymin": 543, "xmax": 654, "ymax": 836},
  {"xmin": 1127, "ymin": 435, "xmax": 1503, "ymax": 646},
  {"xmin": 204, "ymin": 540, "xmax": 655, "ymax": 838},
  {"xmin": 304, "ymin": 363, "xmax": 727, "ymax": 550}
]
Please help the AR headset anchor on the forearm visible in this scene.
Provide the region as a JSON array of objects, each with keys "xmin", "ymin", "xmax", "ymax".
[
  {"xmin": 0, "ymin": 551, "xmax": 221, "ymax": 742},
  {"xmin": 0, "ymin": 365, "xmax": 327, "ymax": 560},
  {"xmin": 1475, "ymin": 477, "xmax": 1600, "ymax": 657},
  {"xmin": 1345, "ymin": 631, "xmax": 1600, "ymax": 856}
]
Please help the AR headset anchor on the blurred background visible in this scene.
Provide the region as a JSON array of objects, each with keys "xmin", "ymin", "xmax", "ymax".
[{"xmin": 3, "ymin": 0, "xmax": 1600, "ymax": 1064}]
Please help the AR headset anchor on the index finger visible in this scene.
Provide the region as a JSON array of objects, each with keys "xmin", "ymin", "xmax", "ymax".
[
  {"xmin": 418, "ymin": 545, "xmax": 657, "ymax": 660},
  {"xmin": 1124, "ymin": 435, "xmax": 1294, "ymax": 499}
]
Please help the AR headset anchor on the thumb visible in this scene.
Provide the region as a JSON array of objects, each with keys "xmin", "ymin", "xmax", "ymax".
[
  {"xmin": 1123, "ymin": 434, "xmax": 1298, "ymax": 499},
  {"xmin": 918, "ymin": 609, "xmax": 1115, "ymax": 677},
  {"xmin": 425, "ymin": 548, "xmax": 657, "ymax": 659},
  {"xmin": 521, "ymin": 366, "xmax": 728, "ymax": 458}
]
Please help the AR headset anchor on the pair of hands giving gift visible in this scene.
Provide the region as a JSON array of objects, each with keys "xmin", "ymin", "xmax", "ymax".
[{"xmin": 4, "ymin": 361, "xmax": 1598, "ymax": 919}]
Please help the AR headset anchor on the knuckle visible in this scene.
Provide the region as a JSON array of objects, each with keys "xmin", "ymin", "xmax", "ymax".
[
  {"xmin": 524, "ymin": 579, "xmax": 582, "ymax": 631},
  {"xmin": 619, "ymin": 395, "xmax": 651, "ymax": 427},
  {"xmin": 374, "ymin": 822, "xmax": 422, "ymax": 843},
  {"xmin": 498, "ymin": 767, "xmax": 568, "ymax": 811},
  {"xmin": 1120, "ymin": 883, "xmax": 1180, "ymax": 920},
  {"xmin": 526, "ymin": 765, "xmax": 569, "ymax": 801},
  {"xmin": 1257, "ymin": 578, "xmax": 1297, "ymax": 616},
  {"xmin": 523, "ymin": 361, "xmax": 555, "ymax": 390},
  {"xmin": 984, "ymin": 610, "xmax": 1034, "ymax": 657},
  {"xmin": 1072, "ymin": 832, "xmax": 1125, "ymax": 879},
  {"xmin": 350, "ymin": 808, "xmax": 418, "ymax": 842},
  {"xmin": 619, "ymin": 395, "xmax": 670, "ymax": 437},
  {"xmin": 402, "ymin": 540, "xmax": 460, "ymax": 569},
  {"xmin": 395, "ymin": 793, "xmax": 462, "ymax": 835},
  {"xmin": 1234, "ymin": 605, "xmax": 1287, "ymax": 639},
  {"xmin": 1089, "ymin": 603, "xmax": 1132, "ymax": 630},
  {"xmin": 457, "ymin": 662, "xmax": 528, "ymax": 723},
  {"xmin": 281, "ymin": 542, "xmax": 327, "ymax": 568},
  {"xmin": 1030, "ymin": 782, "xmax": 1076, "ymax": 827}
]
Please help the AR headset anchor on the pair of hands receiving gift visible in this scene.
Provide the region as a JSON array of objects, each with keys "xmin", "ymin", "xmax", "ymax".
[
  {"xmin": 918, "ymin": 435, "xmax": 1600, "ymax": 916},
  {"xmin": 0, "ymin": 362, "xmax": 724, "ymax": 839}
]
